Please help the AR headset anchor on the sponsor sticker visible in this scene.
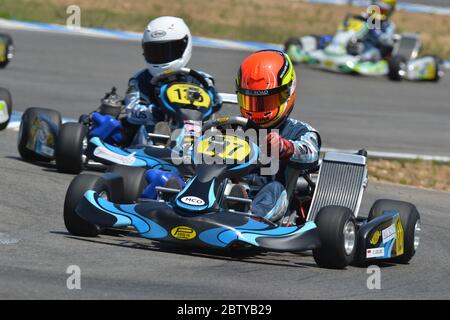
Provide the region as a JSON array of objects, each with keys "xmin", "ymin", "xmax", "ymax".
[
  {"xmin": 366, "ymin": 247, "xmax": 385, "ymax": 258},
  {"xmin": 180, "ymin": 196, "xmax": 205, "ymax": 206},
  {"xmin": 0, "ymin": 100, "xmax": 8, "ymax": 123},
  {"xmin": 171, "ymin": 226, "xmax": 197, "ymax": 240},
  {"xmin": 151, "ymin": 30, "xmax": 166, "ymax": 38},
  {"xmin": 382, "ymin": 224, "xmax": 396, "ymax": 244},
  {"xmin": 93, "ymin": 146, "xmax": 136, "ymax": 165}
]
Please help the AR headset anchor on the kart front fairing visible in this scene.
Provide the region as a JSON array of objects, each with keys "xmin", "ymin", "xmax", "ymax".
[{"xmin": 75, "ymin": 190, "xmax": 320, "ymax": 251}]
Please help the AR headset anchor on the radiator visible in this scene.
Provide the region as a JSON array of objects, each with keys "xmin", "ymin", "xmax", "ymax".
[{"xmin": 307, "ymin": 152, "xmax": 367, "ymax": 221}]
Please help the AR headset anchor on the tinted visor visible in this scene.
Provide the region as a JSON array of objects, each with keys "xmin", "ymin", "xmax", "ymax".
[
  {"xmin": 237, "ymin": 82, "xmax": 291, "ymax": 112},
  {"xmin": 143, "ymin": 35, "xmax": 188, "ymax": 64}
]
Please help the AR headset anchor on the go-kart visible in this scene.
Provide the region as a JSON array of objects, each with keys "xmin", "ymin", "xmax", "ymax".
[
  {"xmin": 0, "ymin": 32, "xmax": 14, "ymax": 68},
  {"xmin": 64, "ymin": 116, "xmax": 421, "ymax": 269},
  {"xmin": 0, "ymin": 87, "xmax": 12, "ymax": 131},
  {"xmin": 17, "ymin": 68, "xmax": 227, "ymax": 173},
  {"xmin": 284, "ymin": 14, "xmax": 444, "ymax": 82}
]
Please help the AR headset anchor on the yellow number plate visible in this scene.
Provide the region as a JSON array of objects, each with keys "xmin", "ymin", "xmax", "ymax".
[
  {"xmin": 197, "ymin": 135, "xmax": 251, "ymax": 161},
  {"xmin": 166, "ymin": 83, "xmax": 211, "ymax": 108}
]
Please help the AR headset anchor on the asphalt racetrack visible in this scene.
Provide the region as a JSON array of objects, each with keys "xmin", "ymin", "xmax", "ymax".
[{"xmin": 0, "ymin": 28, "xmax": 449, "ymax": 299}]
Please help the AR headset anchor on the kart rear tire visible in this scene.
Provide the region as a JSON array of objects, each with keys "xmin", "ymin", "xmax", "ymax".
[
  {"xmin": 368, "ymin": 199, "xmax": 420, "ymax": 264},
  {"xmin": 64, "ymin": 174, "xmax": 108, "ymax": 237},
  {"xmin": 55, "ymin": 122, "xmax": 88, "ymax": 174},
  {"xmin": 388, "ymin": 55, "xmax": 407, "ymax": 81},
  {"xmin": 106, "ymin": 164, "xmax": 148, "ymax": 203},
  {"xmin": 313, "ymin": 206, "xmax": 357, "ymax": 269},
  {"xmin": 0, "ymin": 87, "xmax": 12, "ymax": 131},
  {"xmin": 17, "ymin": 107, "xmax": 61, "ymax": 162},
  {"xmin": 0, "ymin": 34, "xmax": 13, "ymax": 68}
]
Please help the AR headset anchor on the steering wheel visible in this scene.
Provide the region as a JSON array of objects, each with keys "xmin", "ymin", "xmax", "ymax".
[
  {"xmin": 150, "ymin": 68, "xmax": 211, "ymax": 90},
  {"xmin": 202, "ymin": 116, "xmax": 249, "ymax": 132}
]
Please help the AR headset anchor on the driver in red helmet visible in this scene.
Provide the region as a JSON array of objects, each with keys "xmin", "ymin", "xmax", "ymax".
[{"xmin": 235, "ymin": 50, "xmax": 321, "ymax": 223}]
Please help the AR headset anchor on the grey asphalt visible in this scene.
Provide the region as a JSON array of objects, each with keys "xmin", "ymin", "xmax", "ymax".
[
  {"xmin": 400, "ymin": 0, "xmax": 450, "ymax": 6},
  {"xmin": 0, "ymin": 28, "xmax": 449, "ymax": 299},
  {"xmin": 2, "ymin": 29, "xmax": 449, "ymax": 156}
]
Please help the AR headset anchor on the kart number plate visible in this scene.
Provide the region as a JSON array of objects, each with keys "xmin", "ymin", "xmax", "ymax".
[
  {"xmin": 197, "ymin": 135, "xmax": 251, "ymax": 161},
  {"xmin": 166, "ymin": 83, "xmax": 211, "ymax": 108}
]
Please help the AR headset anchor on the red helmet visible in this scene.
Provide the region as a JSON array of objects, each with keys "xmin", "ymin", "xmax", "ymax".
[{"xmin": 236, "ymin": 50, "xmax": 296, "ymax": 128}]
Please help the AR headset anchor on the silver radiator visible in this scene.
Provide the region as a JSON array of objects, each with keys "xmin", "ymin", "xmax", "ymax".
[{"xmin": 307, "ymin": 152, "xmax": 367, "ymax": 221}]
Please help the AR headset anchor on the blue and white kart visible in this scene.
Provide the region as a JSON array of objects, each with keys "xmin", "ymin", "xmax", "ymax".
[
  {"xmin": 17, "ymin": 68, "xmax": 226, "ymax": 173},
  {"xmin": 0, "ymin": 87, "xmax": 12, "ymax": 131},
  {"xmin": 64, "ymin": 117, "xmax": 421, "ymax": 269}
]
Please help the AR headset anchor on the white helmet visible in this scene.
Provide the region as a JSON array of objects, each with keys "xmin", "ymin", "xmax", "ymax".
[{"xmin": 142, "ymin": 16, "xmax": 192, "ymax": 77}]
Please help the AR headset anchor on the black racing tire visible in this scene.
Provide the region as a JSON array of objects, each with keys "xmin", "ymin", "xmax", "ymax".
[
  {"xmin": 368, "ymin": 199, "xmax": 420, "ymax": 264},
  {"xmin": 388, "ymin": 55, "xmax": 407, "ymax": 81},
  {"xmin": 64, "ymin": 174, "xmax": 108, "ymax": 237},
  {"xmin": 17, "ymin": 107, "xmax": 62, "ymax": 162},
  {"xmin": 0, "ymin": 87, "xmax": 12, "ymax": 131},
  {"xmin": 313, "ymin": 206, "xmax": 357, "ymax": 269},
  {"xmin": 106, "ymin": 164, "xmax": 148, "ymax": 203},
  {"xmin": 0, "ymin": 34, "xmax": 13, "ymax": 68},
  {"xmin": 55, "ymin": 122, "xmax": 88, "ymax": 174}
]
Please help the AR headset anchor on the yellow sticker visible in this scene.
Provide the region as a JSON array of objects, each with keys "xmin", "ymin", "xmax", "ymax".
[
  {"xmin": 395, "ymin": 216, "xmax": 404, "ymax": 256},
  {"xmin": 0, "ymin": 101, "xmax": 6, "ymax": 112},
  {"xmin": 0, "ymin": 43, "xmax": 5, "ymax": 63},
  {"xmin": 216, "ymin": 117, "xmax": 230, "ymax": 123},
  {"xmin": 197, "ymin": 135, "xmax": 251, "ymax": 161},
  {"xmin": 370, "ymin": 230, "xmax": 381, "ymax": 245},
  {"xmin": 166, "ymin": 83, "xmax": 211, "ymax": 108},
  {"xmin": 324, "ymin": 60, "xmax": 335, "ymax": 68},
  {"xmin": 171, "ymin": 226, "xmax": 197, "ymax": 240}
]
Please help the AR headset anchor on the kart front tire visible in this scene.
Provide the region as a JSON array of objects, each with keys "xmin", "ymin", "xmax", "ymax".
[
  {"xmin": 388, "ymin": 55, "xmax": 407, "ymax": 81},
  {"xmin": 0, "ymin": 87, "xmax": 12, "ymax": 130},
  {"xmin": 55, "ymin": 122, "xmax": 88, "ymax": 174},
  {"xmin": 64, "ymin": 174, "xmax": 107, "ymax": 237},
  {"xmin": 106, "ymin": 164, "xmax": 148, "ymax": 203},
  {"xmin": 313, "ymin": 206, "xmax": 356, "ymax": 269},
  {"xmin": 368, "ymin": 199, "xmax": 420, "ymax": 264},
  {"xmin": 17, "ymin": 107, "xmax": 62, "ymax": 162}
]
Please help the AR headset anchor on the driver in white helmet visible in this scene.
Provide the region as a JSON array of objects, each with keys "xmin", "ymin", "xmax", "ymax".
[{"xmin": 92, "ymin": 16, "xmax": 220, "ymax": 146}]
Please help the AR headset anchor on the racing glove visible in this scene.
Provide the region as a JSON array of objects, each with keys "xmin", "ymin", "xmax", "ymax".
[
  {"xmin": 125, "ymin": 101, "xmax": 156, "ymax": 125},
  {"xmin": 266, "ymin": 132, "xmax": 294, "ymax": 161}
]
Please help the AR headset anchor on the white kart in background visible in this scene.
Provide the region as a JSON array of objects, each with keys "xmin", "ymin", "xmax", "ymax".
[{"xmin": 285, "ymin": 14, "xmax": 444, "ymax": 82}]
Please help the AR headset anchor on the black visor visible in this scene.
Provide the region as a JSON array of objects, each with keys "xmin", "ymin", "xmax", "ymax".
[{"xmin": 143, "ymin": 35, "xmax": 188, "ymax": 64}]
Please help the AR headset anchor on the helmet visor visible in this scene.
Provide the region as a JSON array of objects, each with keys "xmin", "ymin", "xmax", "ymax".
[
  {"xmin": 237, "ymin": 82, "xmax": 291, "ymax": 113},
  {"xmin": 143, "ymin": 36, "xmax": 188, "ymax": 64}
]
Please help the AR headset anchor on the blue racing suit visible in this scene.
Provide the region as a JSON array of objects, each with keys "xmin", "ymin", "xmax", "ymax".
[{"xmin": 361, "ymin": 19, "xmax": 396, "ymax": 61}]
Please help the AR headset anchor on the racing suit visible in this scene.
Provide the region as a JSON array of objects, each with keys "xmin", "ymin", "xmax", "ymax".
[
  {"xmin": 123, "ymin": 68, "xmax": 219, "ymax": 146},
  {"xmin": 246, "ymin": 118, "xmax": 321, "ymax": 222},
  {"xmin": 361, "ymin": 19, "xmax": 396, "ymax": 61},
  {"xmin": 91, "ymin": 68, "xmax": 219, "ymax": 147}
]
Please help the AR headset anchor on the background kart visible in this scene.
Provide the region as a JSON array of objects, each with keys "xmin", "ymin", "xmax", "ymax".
[
  {"xmin": 16, "ymin": 68, "xmax": 228, "ymax": 174},
  {"xmin": 0, "ymin": 32, "xmax": 14, "ymax": 68},
  {"xmin": 0, "ymin": 87, "xmax": 12, "ymax": 131},
  {"xmin": 284, "ymin": 14, "xmax": 444, "ymax": 82},
  {"xmin": 64, "ymin": 116, "xmax": 421, "ymax": 269}
]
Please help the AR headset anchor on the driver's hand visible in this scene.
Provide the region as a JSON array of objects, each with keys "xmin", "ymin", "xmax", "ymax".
[
  {"xmin": 266, "ymin": 132, "xmax": 294, "ymax": 161},
  {"xmin": 125, "ymin": 101, "xmax": 155, "ymax": 125}
]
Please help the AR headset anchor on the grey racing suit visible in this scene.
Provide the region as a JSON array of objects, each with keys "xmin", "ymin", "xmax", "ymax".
[{"xmin": 248, "ymin": 118, "xmax": 321, "ymax": 222}]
